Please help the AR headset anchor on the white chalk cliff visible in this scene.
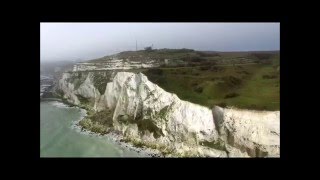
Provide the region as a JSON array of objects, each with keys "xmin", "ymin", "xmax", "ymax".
[{"xmin": 56, "ymin": 71, "xmax": 280, "ymax": 157}]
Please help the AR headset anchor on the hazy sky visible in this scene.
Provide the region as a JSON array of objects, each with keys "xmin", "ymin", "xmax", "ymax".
[{"xmin": 40, "ymin": 23, "xmax": 280, "ymax": 62}]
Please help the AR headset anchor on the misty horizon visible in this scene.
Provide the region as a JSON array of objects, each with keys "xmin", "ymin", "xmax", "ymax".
[{"xmin": 41, "ymin": 23, "xmax": 280, "ymax": 62}]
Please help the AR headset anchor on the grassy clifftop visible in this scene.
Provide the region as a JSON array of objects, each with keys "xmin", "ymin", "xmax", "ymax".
[
  {"xmin": 140, "ymin": 50, "xmax": 279, "ymax": 111},
  {"xmin": 89, "ymin": 48, "xmax": 279, "ymax": 66},
  {"xmin": 144, "ymin": 64, "xmax": 279, "ymax": 111},
  {"xmin": 87, "ymin": 49, "xmax": 279, "ymax": 111}
]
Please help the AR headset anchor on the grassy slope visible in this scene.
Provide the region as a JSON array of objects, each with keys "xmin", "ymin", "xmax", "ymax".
[{"xmin": 144, "ymin": 55, "xmax": 279, "ymax": 111}]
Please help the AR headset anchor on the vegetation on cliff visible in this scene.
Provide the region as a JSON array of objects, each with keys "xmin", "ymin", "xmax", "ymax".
[
  {"xmin": 79, "ymin": 109, "xmax": 114, "ymax": 135},
  {"xmin": 144, "ymin": 52, "xmax": 279, "ymax": 110}
]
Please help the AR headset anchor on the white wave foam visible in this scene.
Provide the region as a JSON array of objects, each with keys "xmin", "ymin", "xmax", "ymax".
[{"xmin": 50, "ymin": 101, "xmax": 70, "ymax": 108}]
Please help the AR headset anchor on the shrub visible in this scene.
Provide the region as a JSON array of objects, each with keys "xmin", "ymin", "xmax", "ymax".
[
  {"xmin": 91, "ymin": 122, "xmax": 107, "ymax": 134},
  {"xmin": 160, "ymin": 146, "xmax": 175, "ymax": 156},
  {"xmin": 146, "ymin": 68, "xmax": 163, "ymax": 76},
  {"xmin": 217, "ymin": 102, "xmax": 227, "ymax": 108},
  {"xmin": 137, "ymin": 119, "xmax": 163, "ymax": 138},
  {"xmin": 92, "ymin": 73, "xmax": 109, "ymax": 94},
  {"xmin": 249, "ymin": 104, "xmax": 258, "ymax": 109},
  {"xmin": 262, "ymin": 74, "xmax": 277, "ymax": 79},
  {"xmin": 224, "ymin": 92, "xmax": 239, "ymax": 99},
  {"xmin": 197, "ymin": 52, "xmax": 220, "ymax": 57},
  {"xmin": 144, "ymin": 46, "xmax": 153, "ymax": 52},
  {"xmin": 132, "ymin": 140, "xmax": 144, "ymax": 148},
  {"xmin": 190, "ymin": 56, "xmax": 206, "ymax": 62},
  {"xmin": 90, "ymin": 109, "xmax": 113, "ymax": 126},
  {"xmin": 191, "ymin": 82, "xmax": 198, "ymax": 87},
  {"xmin": 241, "ymin": 71, "xmax": 250, "ymax": 75},
  {"xmin": 175, "ymin": 48, "xmax": 194, "ymax": 53},
  {"xmin": 79, "ymin": 118, "xmax": 93, "ymax": 129},
  {"xmin": 210, "ymin": 66, "xmax": 224, "ymax": 72},
  {"xmin": 79, "ymin": 118, "xmax": 109, "ymax": 134},
  {"xmin": 55, "ymin": 89, "xmax": 64, "ymax": 97},
  {"xmin": 236, "ymin": 66, "xmax": 243, "ymax": 69},
  {"xmin": 200, "ymin": 139, "xmax": 226, "ymax": 151},
  {"xmin": 224, "ymin": 76, "xmax": 242, "ymax": 86},
  {"xmin": 251, "ymin": 53, "xmax": 273, "ymax": 60},
  {"xmin": 76, "ymin": 94, "xmax": 90, "ymax": 104},
  {"xmin": 182, "ymin": 56, "xmax": 206, "ymax": 63},
  {"xmin": 42, "ymin": 92, "xmax": 54, "ymax": 98},
  {"xmin": 194, "ymin": 86, "xmax": 203, "ymax": 93},
  {"xmin": 210, "ymin": 77, "xmax": 217, "ymax": 81},
  {"xmin": 199, "ymin": 66, "xmax": 210, "ymax": 71}
]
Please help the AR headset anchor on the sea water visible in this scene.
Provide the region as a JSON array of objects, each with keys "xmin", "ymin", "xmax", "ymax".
[{"xmin": 40, "ymin": 101, "xmax": 144, "ymax": 157}]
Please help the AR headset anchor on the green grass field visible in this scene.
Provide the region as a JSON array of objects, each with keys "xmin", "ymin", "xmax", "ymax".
[{"xmin": 144, "ymin": 61, "xmax": 279, "ymax": 111}]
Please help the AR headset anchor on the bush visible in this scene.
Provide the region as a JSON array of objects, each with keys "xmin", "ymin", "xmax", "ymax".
[
  {"xmin": 210, "ymin": 77, "xmax": 218, "ymax": 81},
  {"xmin": 76, "ymin": 94, "xmax": 90, "ymax": 104},
  {"xmin": 236, "ymin": 66, "xmax": 243, "ymax": 69},
  {"xmin": 182, "ymin": 56, "xmax": 206, "ymax": 63},
  {"xmin": 194, "ymin": 86, "xmax": 203, "ymax": 93},
  {"xmin": 79, "ymin": 118, "xmax": 109, "ymax": 134},
  {"xmin": 176, "ymin": 48, "xmax": 194, "ymax": 53},
  {"xmin": 55, "ymin": 89, "xmax": 64, "ymax": 97},
  {"xmin": 210, "ymin": 66, "xmax": 224, "ymax": 72},
  {"xmin": 90, "ymin": 109, "xmax": 113, "ymax": 126},
  {"xmin": 262, "ymin": 74, "xmax": 277, "ymax": 79},
  {"xmin": 159, "ymin": 48, "xmax": 194, "ymax": 54},
  {"xmin": 224, "ymin": 92, "xmax": 239, "ymax": 99},
  {"xmin": 79, "ymin": 118, "xmax": 93, "ymax": 129},
  {"xmin": 251, "ymin": 53, "xmax": 273, "ymax": 60},
  {"xmin": 190, "ymin": 57, "xmax": 206, "ymax": 62},
  {"xmin": 92, "ymin": 73, "xmax": 109, "ymax": 94},
  {"xmin": 146, "ymin": 68, "xmax": 163, "ymax": 76},
  {"xmin": 224, "ymin": 76, "xmax": 242, "ymax": 86},
  {"xmin": 132, "ymin": 140, "xmax": 144, "ymax": 148},
  {"xmin": 144, "ymin": 46, "xmax": 153, "ymax": 52},
  {"xmin": 197, "ymin": 52, "xmax": 220, "ymax": 57},
  {"xmin": 217, "ymin": 102, "xmax": 227, "ymax": 108},
  {"xmin": 137, "ymin": 119, "xmax": 163, "ymax": 138},
  {"xmin": 191, "ymin": 82, "xmax": 198, "ymax": 87},
  {"xmin": 241, "ymin": 71, "xmax": 250, "ymax": 75},
  {"xmin": 199, "ymin": 66, "xmax": 210, "ymax": 71},
  {"xmin": 249, "ymin": 104, "xmax": 258, "ymax": 109},
  {"xmin": 200, "ymin": 139, "xmax": 226, "ymax": 151},
  {"xmin": 91, "ymin": 122, "xmax": 107, "ymax": 134}
]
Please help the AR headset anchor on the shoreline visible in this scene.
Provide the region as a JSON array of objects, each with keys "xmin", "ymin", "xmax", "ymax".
[
  {"xmin": 40, "ymin": 97, "xmax": 63, "ymax": 102},
  {"xmin": 47, "ymin": 100, "xmax": 164, "ymax": 157}
]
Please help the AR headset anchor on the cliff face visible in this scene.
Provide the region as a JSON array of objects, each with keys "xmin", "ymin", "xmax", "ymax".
[
  {"xmin": 212, "ymin": 106, "xmax": 280, "ymax": 157},
  {"xmin": 55, "ymin": 71, "xmax": 280, "ymax": 157}
]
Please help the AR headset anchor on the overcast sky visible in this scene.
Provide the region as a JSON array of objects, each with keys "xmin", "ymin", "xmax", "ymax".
[{"xmin": 40, "ymin": 23, "xmax": 280, "ymax": 62}]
